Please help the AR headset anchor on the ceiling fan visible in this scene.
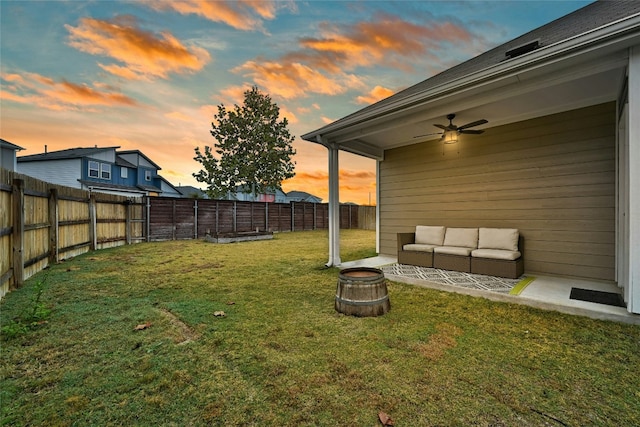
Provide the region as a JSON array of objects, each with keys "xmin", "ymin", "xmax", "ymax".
[{"xmin": 414, "ymin": 114, "xmax": 488, "ymax": 140}]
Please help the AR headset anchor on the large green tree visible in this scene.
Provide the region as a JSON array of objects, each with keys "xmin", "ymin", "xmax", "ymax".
[{"xmin": 193, "ymin": 86, "xmax": 296, "ymax": 199}]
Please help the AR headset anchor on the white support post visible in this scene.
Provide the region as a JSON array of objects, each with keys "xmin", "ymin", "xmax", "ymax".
[
  {"xmin": 322, "ymin": 137, "xmax": 341, "ymax": 267},
  {"xmin": 627, "ymin": 45, "xmax": 640, "ymax": 314},
  {"xmin": 376, "ymin": 160, "xmax": 381, "ymax": 254}
]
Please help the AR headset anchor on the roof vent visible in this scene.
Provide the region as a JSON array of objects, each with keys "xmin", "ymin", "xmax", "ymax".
[{"xmin": 505, "ymin": 39, "xmax": 540, "ymax": 59}]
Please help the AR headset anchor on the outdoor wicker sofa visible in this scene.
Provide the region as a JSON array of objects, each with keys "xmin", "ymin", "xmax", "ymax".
[{"xmin": 397, "ymin": 226, "xmax": 524, "ymax": 279}]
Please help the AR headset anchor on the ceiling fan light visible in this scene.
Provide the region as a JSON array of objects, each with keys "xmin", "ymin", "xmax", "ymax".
[{"xmin": 443, "ymin": 130, "xmax": 458, "ymax": 144}]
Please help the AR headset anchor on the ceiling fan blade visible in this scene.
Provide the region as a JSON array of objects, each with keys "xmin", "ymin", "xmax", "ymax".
[
  {"xmin": 459, "ymin": 129, "xmax": 484, "ymax": 134},
  {"xmin": 433, "ymin": 124, "xmax": 448, "ymax": 130},
  {"xmin": 413, "ymin": 132, "xmax": 442, "ymax": 139},
  {"xmin": 457, "ymin": 119, "xmax": 488, "ymax": 130}
]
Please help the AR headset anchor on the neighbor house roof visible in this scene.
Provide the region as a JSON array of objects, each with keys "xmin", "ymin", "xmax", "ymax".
[
  {"xmin": 117, "ymin": 149, "xmax": 162, "ymax": 170},
  {"xmin": 17, "ymin": 146, "xmax": 163, "ymax": 171},
  {"xmin": 302, "ymin": 0, "xmax": 640, "ymax": 143},
  {"xmin": 17, "ymin": 146, "xmax": 121, "ymax": 162},
  {"xmin": 176, "ymin": 185, "xmax": 208, "ymax": 198},
  {"xmin": 1, "ymin": 139, "xmax": 24, "ymax": 151},
  {"xmin": 115, "ymin": 156, "xmax": 136, "ymax": 169},
  {"xmin": 287, "ymin": 191, "xmax": 322, "ymax": 202}
]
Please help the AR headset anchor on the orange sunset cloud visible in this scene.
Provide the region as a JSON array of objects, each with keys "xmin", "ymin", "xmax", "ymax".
[
  {"xmin": 299, "ymin": 13, "xmax": 473, "ymax": 71},
  {"xmin": 1, "ymin": 71, "xmax": 138, "ymax": 111},
  {"xmin": 356, "ymin": 85, "xmax": 395, "ymax": 105},
  {"xmin": 144, "ymin": 0, "xmax": 282, "ymax": 33},
  {"xmin": 65, "ymin": 16, "xmax": 210, "ymax": 80},
  {"xmin": 232, "ymin": 61, "xmax": 364, "ymax": 100},
  {"xmin": 165, "ymin": 111, "xmax": 197, "ymax": 123},
  {"xmin": 217, "ymin": 84, "xmax": 254, "ymax": 105}
]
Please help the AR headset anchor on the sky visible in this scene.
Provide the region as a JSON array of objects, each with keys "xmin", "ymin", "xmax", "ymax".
[{"xmin": 1, "ymin": 0, "xmax": 592, "ymax": 204}]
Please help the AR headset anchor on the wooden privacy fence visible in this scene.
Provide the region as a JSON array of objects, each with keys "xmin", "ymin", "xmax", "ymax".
[
  {"xmin": 145, "ymin": 197, "xmax": 376, "ymax": 240},
  {"xmin": 1, "ymin": 168, "xmax": 376, "ymax": 300},
  {"xmin": 1, "ymin": 170, "xmax": 144, "ymax": 299}
]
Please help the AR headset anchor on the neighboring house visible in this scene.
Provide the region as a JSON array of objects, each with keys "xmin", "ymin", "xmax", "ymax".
[
  {"xmin": 175, "ymin": 186, "xmax": 323, "ymax": 203},
  {"xmin": 286, "ymin": 191, "xmax": 322, "ymax": 203},
  {"xmin": 219, "ymin": 186, "xmax": 287, "ymax": 203},
  {"xmin": 176, "ymin": 185, "xmax": 209, "ymax": 199},
  {"xmin": 0, "ymin": 139, "xmax": 24, "ymax": 171},
  {"xmin": 302, "ymin": 2, "xmax": 640, "ymax": 314},
  {"xmin": 17, "ymin": 146, "xmax": 181, "ymax": 198}
]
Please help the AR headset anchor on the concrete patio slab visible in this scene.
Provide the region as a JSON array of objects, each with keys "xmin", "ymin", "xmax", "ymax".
[{"xmin": 339, "ymin": 256, "xmax": 639, "ymax": 325}]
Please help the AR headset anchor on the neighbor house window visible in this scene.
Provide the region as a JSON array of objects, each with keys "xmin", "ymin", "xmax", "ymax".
[
  {"xmin": 100, "ymin": 163, "xmax": 111, "ymax": 180},
  {"xmin": 145, "ymin": 170, "xmax": 152, "ymax": 181},
  {"xmin": 121, "ymin": 167, "xmax": 128, "ymax": 179},
  {"xmin": 88, "ymin": 161, "xmax": 99, "ymax": 178}
]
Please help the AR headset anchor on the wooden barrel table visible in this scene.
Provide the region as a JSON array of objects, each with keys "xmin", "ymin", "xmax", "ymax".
[{"xmin": 335, "ymin": 267, "xmax": 390, "ymax": 317}]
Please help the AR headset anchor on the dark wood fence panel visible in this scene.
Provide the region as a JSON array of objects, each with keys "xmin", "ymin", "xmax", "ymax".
[
  {"xmin": 196, "ymin": 200, "xmax": 218, "ymax": 236},
  {"xmin": 148, "ymin": 198, "xmax": 176, "ymax": 241},
  {"xmin": 175, "ymin": 199, "xmax": 195, "ymax": 239},
  {"xmin": 316, "ymin": 203, "xmax": 329, "ymax": 229},
  {"xmin": 145, "ymin": 197, "xmax": 375, "ymax": 241},
  {"xmin": 268, "ymin": 203, "xmax": 291, "ymax": 232},
  {"xmin": 217, "ymin": 201, "xmax": 235, "ymax": 234},
  {"xmin": 236, "ymin": 201, "xmax": 255, "ymax": 232}
]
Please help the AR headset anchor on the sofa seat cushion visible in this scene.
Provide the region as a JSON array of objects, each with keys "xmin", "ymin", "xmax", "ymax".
[
  {"xmin": 415, "ymin": 226, "xmax": 446, "ymax": 246},
  {"xmin": 478, "ymin": 228, "xmax": 519, "ymax": 251},
  {"xmin": 434, "ymin": 246, "xmax": 474, "ymax": 256},
  {"xmin": 443, "ymin": 228, "xmax": 478, "ymax": 249},
  {"xmin": 403, "ymin": 243, "xmax": 438, "ymax": 252},
  {"xmin": 471, "ymin": 248, "xmax": 521, "ymax": 260}
]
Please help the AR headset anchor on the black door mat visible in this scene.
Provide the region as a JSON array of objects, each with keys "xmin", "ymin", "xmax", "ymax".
[{"xmin": 569, "ymin": 288, "xmax": 626, "ymax": 308}]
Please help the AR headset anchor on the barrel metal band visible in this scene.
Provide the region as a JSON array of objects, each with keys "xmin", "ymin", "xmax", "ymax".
[{"xmin": 335, "ymin": 294, "xmax": 389, "ymax": 306}]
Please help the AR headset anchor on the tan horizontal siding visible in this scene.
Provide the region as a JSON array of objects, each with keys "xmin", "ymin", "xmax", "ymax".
[{"xmin": 379, "ymin": 102, "xmax": 616, "ymax": 281}]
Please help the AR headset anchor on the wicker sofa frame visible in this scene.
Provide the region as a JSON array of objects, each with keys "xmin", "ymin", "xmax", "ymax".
[
  {"xmin": 397, "ymin": 232, "xmax": 433, "ymax": 267},
  {"xmin": 397, "ymin": 231, "xmax": 524, "ymax": 279}
]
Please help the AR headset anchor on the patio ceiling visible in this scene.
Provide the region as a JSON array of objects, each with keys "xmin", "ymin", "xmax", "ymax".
[{"xmin": 328, "ymin": 51, "xmax": 628, "ymax": 161}]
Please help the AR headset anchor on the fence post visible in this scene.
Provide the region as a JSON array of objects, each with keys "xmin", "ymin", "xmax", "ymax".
[
  {"xmin": 89, "ymin": 193, "xmax": 97, "ymax": 251},
  {"xmin": 291, "ymin": 202, "xmax": 295, "ymax": 231},
  {"xmin": 302, "ymin": 203, "xmax": 306, "ymax": 230},
  {"xmin": 313, "ymin": 203, "xmax": 317, "ymax": 230},
  {"xmin": 172, "ymin": 199, "xmax": 176, "ymax": 240},
  {"xmin": 145, "ymin": 196, "xmax": 151, "ymax": 242},
  {"xmin": 278, "ymin": 204, "xmax": 282, "ymax": 231},
  {"xmin": 194, "ymin": 199, "xmax": 198, "ymax": 239},
  {"xmin": 250, "ymin": 202, "xmax": 254, "ymax": 231},
  {"xmin": 215, "ymin": 201, "xmax": 219, "ymax": 234},
  {"xmin": 11, "ymin": 179, "xmax": 24, "ymax": 289},
  {"xmin": 49, "ymin": 188, "xmax": 59, "ymax": 263},
  {"xmin": 265, "ymin": 202, "xmax": 269, "ymax": 232},
  {"xmin": 233, "ymin": 201, "xmax": 237, "ymax": 233}
]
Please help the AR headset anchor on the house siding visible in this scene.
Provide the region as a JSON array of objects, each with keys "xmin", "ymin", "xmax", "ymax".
[
  {"xmin": 1, "ymin": 147, "xmax": 16, "ymax": 170},
  {"xmin": 18, "ymin": 159, "xmax": 83, "ymax": 188},
  {"xmin": 379, "ymin": 102, "xmax": 616, "ymax": 281},
  {"xmin": 90, "ymin": 149, "xmax": 117, "ymax": 163},
  {"xmin": 113, "ymin": 166, "xmax": 136, "ymax": 187}
]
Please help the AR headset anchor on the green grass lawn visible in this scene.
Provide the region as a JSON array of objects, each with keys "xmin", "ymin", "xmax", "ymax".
[{"xmin": 1, "ymin": 230, "xmax": 639, "ymax": 426}]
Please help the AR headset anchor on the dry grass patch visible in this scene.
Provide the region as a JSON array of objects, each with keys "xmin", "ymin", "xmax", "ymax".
[{"xmin": 416, "ymin": 322, "xmax": 463, "ymax": 361}]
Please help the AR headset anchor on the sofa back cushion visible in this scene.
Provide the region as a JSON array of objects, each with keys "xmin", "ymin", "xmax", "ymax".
[
  {"xmin": 478, "ymin": 228, "xmax": 519, "ymax": 251},
  {"xmin": 415, "ymin": 225, "xmax": 446, "ymax": 246},
  {"xmin": 443, "ymin": 228, "xmax": 478, "ymax": 248}
]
